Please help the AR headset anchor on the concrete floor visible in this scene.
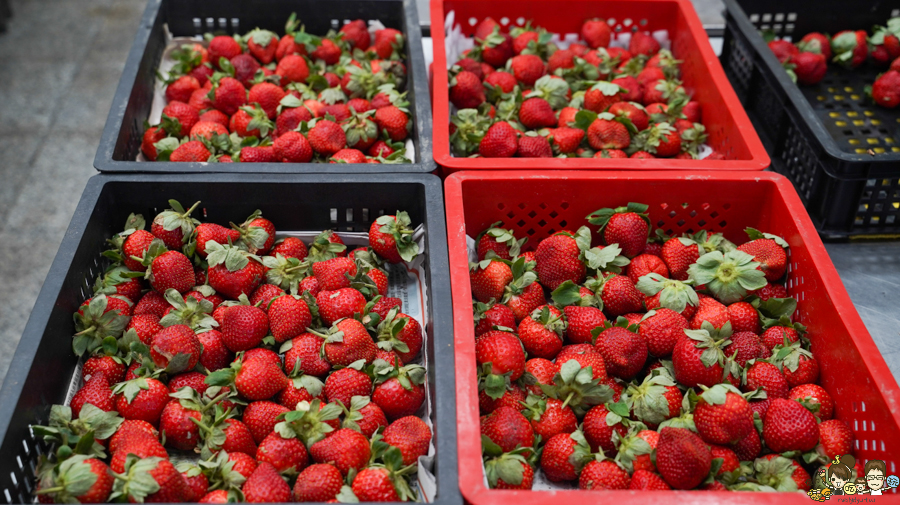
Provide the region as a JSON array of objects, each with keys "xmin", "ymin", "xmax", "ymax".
[{"xmin": 0, "ymin": 0, "xmax": 762, "ymax": 392}]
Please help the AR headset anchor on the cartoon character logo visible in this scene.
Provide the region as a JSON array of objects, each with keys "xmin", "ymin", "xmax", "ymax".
[
  {"xmin": 808, "ymin": 456, "xmax": 900, "ymax": 500},
  {"xmin": 826, "ymin": 455, "xmax": 856, "ymax": 495}
]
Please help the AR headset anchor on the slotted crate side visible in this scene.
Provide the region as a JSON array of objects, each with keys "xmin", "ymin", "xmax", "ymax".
[
  {"xmin": 96, "ymin": 0, "xmax": 435, "ymax": 173},
  {"xmin": 445, "ymin": 171, "xmax": 900, "ymax": 504},
  {"xmin": 0, "ymin": 174, "xmax": 458, "ymax": 505},
  {"xmin": 721, "ymin": 0, "xmax": 900, "ymax": 238},
  {"xmin": 430, "ymin": 0, "xmax": 769, "ymax": 172}
]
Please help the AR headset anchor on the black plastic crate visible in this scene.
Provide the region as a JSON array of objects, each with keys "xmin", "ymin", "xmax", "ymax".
[
  {"xmin": 721, "ymin": 0, "xmax": 900, "ymax": 239},
  {"xmin": 94, "ymin": 0, "xmax": 435, "ymax": 173},
  {"xmin": 0, "ymin": 173, "xmax": 457, "ymax": 505}
]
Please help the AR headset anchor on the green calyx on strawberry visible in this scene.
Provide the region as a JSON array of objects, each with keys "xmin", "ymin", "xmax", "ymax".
[
  {"xmin": 306, "ymin": 230, "xmax": 347, "ymax": 262},
  {"xmin": 654, "ymin": 49, "xmax": 683, "ymax": 79},
  {"xmin": 555, "ymin": 58, "xmax": 602, "ymax": 90},
  {"xmin": 372, "ymin": 361, "xmax": 426, "ymax": 391},
  {"xmin": 627, "ymin": 121, "xmax": 675, "ymax": 155},
  {"xmin": 492, "ymin": 88, "xmax": 524, "ymax": 123},
  {"xmin": 159, "ymin": 288, "xmax": 218, "ymax": 331},
  {"xmin": 339, "ymin": 395, "xmax": 375, "ymax": 432},
  {"xmin": 571, "ymin": 225, "xmax": 631, "ymax": 274},
  {"xmin": 540, "ymin": 359, "xmax": 612, "ymax": 416},
  {"xmin": 157, "ymin": 200, "xmax": 201, "ymax": 243},
  {"xmin": 374, "ymin": 307, "xmax": 412, "ymax": 354},
  {"xmin": 194, "ymin": 404, "xmax": 244, "ymax": 459},
  {"xmin": 688, "ymin": 250, "xmax": 767, "ymax": 305},
  {"xmin": 33, "ymin": 404, "xmax": 123, "ymax": 459},
  {"xmin": 275, "ymin": 398, "xmax": 343, "ymax": 447},
  {"xmin": 612, "ymin": 428, "xmax": 653, "ymax": 473},
  {"xmin": 477, "ymin": 222, "xmax": 528, "ymax": 259},
  {"xmin": 603, "ymin": 398, "xmax": 644, "ymax": 431},
  {"xmin": 769, "ymin": 340, "xmax": 814, "ymax": 375},
  {"xmin": 206, "ymin": 240, "xmax": 262, "ymax": 272},
  {"xmin": 198, "ymin": 449, "xmax": 247, "ymax": 498},
  {"xmin": 375, "ymin": 211, "xmax": 419, "ymax": 263},
  {"xmin": 526, "ymin": 75, "xmax": 571, "ymax": 110},
  {"xmin": 684, "ymin": 321, "xmax": 742, "ymax": 382},
  {"xmin": 72, "ymin": 294, "xmax": 132, "ymax": 357},
  {"xmin": 93, "ymin": 265, "xmax": 144, "ymax": 297},
  {"xmin": 501, "ymin": 257, "xmax": 539, "ymax": 303},
  {"xmin": 587, "ymin": 202, "xmax": 650, "ymax": 235},
  {"xmin": 101, "ymin": 213, "xmax": 147, "ymax": 265},
  {"xmin": 231, "ymin": 210, "xmax": 271, "ymax": 251},
  {"xmin": 109, "ymin": 455, "xmax": 163, "ymax": 501},
  {"xmin": 343, "ymin": 109, "xmax": 378, "ymax": 144},
  {"xmin": 745, "ymin": 227, "xmax": 789, "ymax": 249},
  {"xmin": 450, "ymin": 108, "xmax": 492, "ymax": 156},
  {"xmin": 591, "ymin": 316, "xmax": 641, "ymax": 344},
  {"xmin": 680, "ymin": 123, "xmax": 708, "ymax": 159},
  {"xmin": 636, "ymin": 273, "xmax": 699, "ymax": 313},
  {"xmin": 478, "ymin": 361, "xmax": 515, "ymax": 401},
  {"xmin": 360, "ymin": 442, "xmax": 419, "ymax": 500},
  {"xmin": 482, "ymin": 436, "xmax": 535, "ymax": 488},
  {"xmin": 625, "ymin": 367, "xmax": 679, "ymax": 426},
  {"xmin": 685, "ymin": 230, "xmax": 736, "ymax": 255},
  {"xmin": 574, "ymin": 109, "xmax": 638, "ymax": 136},
  {"xmin": 749, "ymin": 455, "xmax": 800, "ymax": 492},
  {"xmin": 747, "ymin": 296, "xmax": 806, "ymax": 333},
  {"xmin": 352, "ymin": 247, "xmax": 386, "ymax": 273},
  {"xmin": 36, "ymin": 454, "xmax": 105, "ymax": 503},
  {"xmin": 529, "ymin": 305, "xmax": 567, "ymax": 338},
  {"xmin": 551, "ymin": 280, "xmax": 595, "ymax": 307},
  {"xmin": 261, "ymin": 253, "xmax": 310, "ymax": 294},
  {"xmin": 132, "ymin": 237, "xmax": 169, "ymax": 274}
]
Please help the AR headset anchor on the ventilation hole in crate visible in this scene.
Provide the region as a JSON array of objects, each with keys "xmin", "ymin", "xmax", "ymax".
[
  {"xmin": 607, "ymin": 18, "xmax": 616, "ymax": 26},
  {"xmin": 528, "ymin": 210, "xmax": 537, "ymax": 219},
  {"xmin": 697, "ymin": 220, "xmax": 706, "ymax": 227},
  {"xmin": 362, "ymin": 208, "xmax": 369, "ymax": 222},
  {"xmin": 5, "ymin": 488, "xmax": 12, "ymax": 503},
  {"xmin": 330, "ymin": 208, "xmax": 338, "ymax": 223},
  {"xmin": 7, "ymin": 474, "xmax": 13, "ymax": 488},
  {"xmin": 669, "ymin": 211, "xmax": 677, "ymax": 218},
  {"xmin": 21, "ymin": 440, "xmax": 28, "ymax": 456},
  {"xmin": 719, "ymin": 220, "xmax": 727, "ymax": 227},
  {"xmin": 709, "ymin": 211, "xmax": 719, "ymax": 218},
  {"xmin": 861, "ymin": 401, "xmax": 866, "ymax": 412},
  {"xmin": 689, "ymin": 210, "xmax": 697, "ymax": 218},
  {"xmin": 657, "ymin": 220, "xmax": 665, "ymax": 228},
  {"xmin": 860, "ymin": 420, "xmax": 867, "ymax": 431},
  {"xmin": 518, "ymin": 203, "xmax": 526, "ymax": 210},
  {"xmin": 527, "ymin": 228, "xmax": 535, "ymax": 236},
  {"xmin": 468, "ymin": 17, "xmax": 477, "ymax": 26},
  {"xmin": 517, "ymin": 220, "xmax": 526, "ymax": 227},
  {"xmin": 500, "ymin": 17, "xmax": 509, "ymax": 26},
  {"xmin": 549, "ymin": 210, "xmax": 558, "ymax": 219},
  {"xmin": 345, "ymin": 209, "xmax": 353, "ymax": 222},
  {"xmin": 676, "ymin": 219, "xmax": 685, "ymax": 227},
  {"xmin": 547, "ymin": 228, "xmax": 556, "ymax": 235},
  {"xmin": 723, "ymin": 203, "xmax": 731, "ymax": 210},
  {"xmin": 560, "ymin": 202, "xmax": 569, "ymax": 209},
  {"xmin": 685, "ymin": 228, "xmax": 695, "ymax": 235},
  {"xmin": 665, "ymin": 229, "xmax": 674, "ymax": 235},
  {"xmin": 559, "ymin": 220, "xmax": 567, "ymax": 228},
  {"xmin": 538, "ymin": 220, "xmax": 547, "ymax": 227},
  {"xmin": 516, "ymin": 17, "xmax": 525, "ymax": 25},
  {"xmin": 507, "ymin": 211, "xmax": 515, "ymax": 219}
]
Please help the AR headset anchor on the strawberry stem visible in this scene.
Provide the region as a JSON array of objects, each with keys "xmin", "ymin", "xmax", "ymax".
[{"xmin": 561, "ymin": 391, "xmax": 575, "ymax": 410}]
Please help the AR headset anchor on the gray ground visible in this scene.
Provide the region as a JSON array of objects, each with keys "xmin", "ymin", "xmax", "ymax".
[{"xmin": 1, "ymin": 0, "xmax": 895, "ymax": 395}]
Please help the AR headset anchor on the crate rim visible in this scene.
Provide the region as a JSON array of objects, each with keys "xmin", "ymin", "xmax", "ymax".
[
  {"xmin": 444, "ymin": 169, "xmax": 900, "ymax": 503},
  {"xmin": 0, "ymin": 172, "xmax": 459, "ymax": 505},
  {"xmin": 429, "ymin": 0, "xmax": 771, "ymax": 172},
  {"xmin": 92, "ymin": 0, "xmax": 438, "ymax": 174},
  {"xmin": 723, "ymin": 0, "xmax": 900, "ymax": 172}
]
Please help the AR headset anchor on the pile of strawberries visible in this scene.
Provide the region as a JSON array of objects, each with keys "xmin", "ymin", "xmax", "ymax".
[
  {"xmin": 767, "ymin": 17, "xmax": 900, "ymax": 108},
  {"xmin": 143, "ymin": 14, "xmax": 413, "ymax": 164},
  {"xmin": 469, "ymin": 204, "xmax": 851, "ymax": 491},
  {"xmin": 447, "ymin": 18, "xmax": 721, "ymax": 160},
  {"xmin": 34, "ymin": 200, "xmax": 432, "ymax": 502}
]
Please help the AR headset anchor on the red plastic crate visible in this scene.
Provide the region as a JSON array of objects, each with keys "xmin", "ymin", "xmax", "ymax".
[
  {"xmin": 430, "ymin": 0, "xmax": 770, "ymax": 173},
  {"xmin": 445, "ymin": 170, "xmax": 900, "ymax": 503}
]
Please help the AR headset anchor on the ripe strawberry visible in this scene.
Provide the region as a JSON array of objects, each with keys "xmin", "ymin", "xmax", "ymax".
[
  {"xmin": 196, "ymin": 329, "xmax": 231, "ymax": 371},
  {"xmin": 518, "ymin": 305, "xmax": 565, "ymax": 359},
  {"xmin": 207, "ymin": 250, "xmax": 265, "ymax": 300},
  {"xmin": 724, "ymin": 330, "xmax": 763, "ymax": 367},
  {"xmin": 727, "ymin": 301, "xmax": 761, "ymax": 333},
  {"xmin": 210, "ymin": 76, "xmax": 247, "ymax": 116},
  {"xmin": 374, "ymin": 105, "xmax": 409, "ymax": 141},
  {"xmin": 373, "ymin": 365, "xmax": 426, "ymax": 420},
  {"xmin": 470, "ymin": 259, "xmax": 513, "ymax": 303},
  {"xmin": 873, "ymin": 70, "xmax": 900, "ymax": 108},
  {"xmin": 690, "ymin": 296, "xmax": 730, "ymax": 329},
  {"xmin": 82, "ymin": 355, "xmax": 126, "ymax": 384},
  {"xmin": 595, "ymin": 274, "xmax": 643, "ymax": 317},
  {"xmin": 672, "ymin": 324, "xmax": 737, "ymax": 388},
  {"xmin": 307, "ymin": 119, "xmax": 346, "ymax": 155},
  {"xmin": 510, "ymin": 54, "xmax": 546, "ymax": 86},
  {"xmin": 629, "ymin": 32, "xmax": 660, "ymax": 56},
  {"xmin": 693, "ymin": 384, "xmax": 754, "ymax": 445},
  {"xmin": 169, "ymin": 140, "xmax": 211, "ymax": 162},
  {"xmin": 247, "ymin": 82, "xmax": 285, "ymax": 120},
  {"xmin": 141, "ymin": 126, "xmax": 167, "ymax": 161},
  {"xmin": 39, "ymin": 456, "xmax": 115, "ymax": 503},
  {"xmin": 476, "ymin": 330, "xmax": 526, "ymax": 381},
  {"xmin": 208, "ymin": 35, "xmax": 242, "ymax": 66},
  {"xmin": 589, "ymin": 203, "xmax": 649, "ymax": 258},
  {"xmin": 546, "ymin": 127, "xmax": 584, "ymax": 154},
  {"xmin": 221, "ymin": 304, "xmax": 269, "ymax": 352},
  {"xmin": 535, "ymin": 232, "xmax": 585, "ymax": 290},
  {"xmin": 320, "ymin": 318, "xmax": 376, "ymax": 366},
  {"xmin": 242, "ymin": 462, "xmax": 292, "ymax": 503},
  {"xmin": 480, "ymin": 406, "xmax": 534, "ymax": 452},
  {"xmin": 479, "ymin": 384, "xmax": 527, "ymax": 414},
  {"xmin": 831, "ymin": 30, "xmax": 868, "ymax": 68},
  {"xmin": 660, "ymin": 237, "xmax": 698, "ymax": 280},
  {"xmin": 791, "ymin": 51, "xmax": 827, "ymax": 86},
  {"xmin": 540, "ymin": 431, "xmax": 591, "ymax": 482},
  {"xmin": 582, "ymin": 404, "xmax": 627, "ymax": 454},
  {"xmin": 256, "ymin": 432, "xmax": 309, "ymax": 474},
  {"xmin": 767, "ymin": 39, "xmax": 799, "ymax": 63},
  {"xmin": 744, "ymin": 360, "xmax": 789, "ymax": 399},
  {"xmin": 375, "ymin": 309, "xmax": 422, "ymax": 363},
  {"xmin": 595, "ymin": 322, "xmax": 647, "ymax": 379},
  {"xmin": 312, "ymin": 256, "xmax": 358, "ymax": 291},
  {"xmin": 763, "ymin": 398, "xmax": 819, "ymax": 452},
  {"xmin": 193, "ymin": 223, "xmax": 240, "ymax": 259},
  {"xmin": 582, "ymin": 18, "xmax": 612, "ymax": 49},
  {"xmin": 515, "ymin": 133, "xmax": 552, "ymax": 157},
  {"xmin": 630, "ymin": 469, "xmax": 670, "ymax": 490},
  {"xmin": 369, "ymin": 212, "xmax": 418, "ymax": 263},
  {"xmin": 309, "ymin": 428, "xmax": 371, "ymax": 475},
  {"xmin": 237, "ymin": 401, "xmax": 289, "ymax": 445},
  {"xmin": 523, "ymin": 397, "xmax": 577, "ymax": 441},
  {"xmin": 788, "ymin": 383, "xmax": 833, "ymax": 421},
  {"xmin": 450, "ymin": 70, "xmax": 486, "ymax": 109},
  {"xmin": 283, "ymin": 333, "xmax": 330, "ymax": 378},
  {"xmin": 479, "ymin": 121, "xmax": 518, "ymax": 157},
  {"xmin": 556, "ymin": 344, "xmax": 607, "ymax": 379},
  {"xmin": 71, "ymin": 373, "xmax": 115, "ymax": 417},
  {"xmin": 236, "ymin": 358, "xmax": 289, "ymax": 401},
  {"xmin": 656, "ymin": 427, "xmax": 711, "ymax": 490},
  {"xmin": 290, "ymin": 464, "xmax": 343, "ymax": 501},
  {"xmin": 818, "ymin": 419, "xmax": 853, "ymax": 459},
  {"xmin": 228, "ymin": 452, "xmax": 259, "ymax": 479},
  {"xmin": 518, "ymin": 97, "xmax": 557, "ymax": 130},
  {"xmin": 275, "ymin": 54, "xmax": 310, "ymax": 86},
  {"xmin": 149, "ymin": 324, "xmax": 202, "ymax": 372},
  {"xmin": 324, "ymin": 367, "xmax": 372, "ymax": 407},
  {"xmin": 267, "ymin": 294, "xmax": 312, "ymax": 343},
  {"xmin": 216, "ymin": 418, "xmax": 258, "ymax": 455},
  {"xmin": 161, "ymin": 101, "xmax": 200, "ymax": 137},
  {"xmin": 310, "ymin": 38, "xmax": 341, "ymax": 64},
  {"xmin": 638, "ymin": 308, "xmax": 688, "ymax": 358},
  {"xmin": 737, "ymin": 233, "xmax": 787, "ymax": 282},
  {"xmin": 584, "ymin": 82, "xmax": 623, "ymax": 114},
  {"xmin": 587, "ymin": 116, "xmax": 629, "ymax": 149},
  {"xmin": 116, "ymin": 457, "xmax": 189, "ymax": 503},
  {"xmin": 159, "ymin": 399, "xmax": 201, "ymax": 451},
  {"xmin": 761, "ymin": 325, "xmax": 800, "ymax": 350},
  {"xmin": 166, "ymin": 75, "xmax": 201, "ymax": 104},
  {"xmin": 562, "ymin": 305, "xmax": 606, "ymax": 345},
  {"xmin": 382, "ymin": 415, "xmax": 432, "ymax": 466},
  {"xmin": 113, "ymin": 377, "xmax": 169, "ymax": 425},
  {"xmin": 579, "ymin": 460, "xmax": 630, "ymax": 490},
  {"xmin": 315, "ymin": 287, "xmax": 366, "ymax": 325}
]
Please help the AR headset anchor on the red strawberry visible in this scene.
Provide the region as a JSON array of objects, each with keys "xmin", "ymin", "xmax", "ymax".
[
  {"xmin": 479, "ymin": 121, "xmax": 518, "ymax": 158},
  {"xmin": 159, "ymin": 399, "xmax": 201, "ymax": 451},
  {"xmin": 587, "ymin": 118, "xmax": 630, "ymax": 150},
  {"xmin": 540, "ymin": 431, "xmax": 591, "ymax": 482},
  {"xmin": 450, "ymin": 70, "xmax": 486, "ymax": 109},
  {"xmin": 479, "ymin": 384, "xmax": 527, "ymax": 415},
  {"xmin": 593, "ymin": 274, "xmax": 643, "ymax": 318},
  {"xmin": 768, "ymin": 39, "xmax": 799, "ymax": 63},
  {"xmin": 582, "ymin": 404, "xmax": 627, "ymax": 454},
  {"xmin": 562, "ymin": 305, "xmax": 606, "ymax": 345},
  {"xmin": 763, "ymin": 398, "xmax": 819, "ymax": 452},
  {"xmin": 256, "ymin": 432, "xmax": 309, "ymax": 474},
  {"xmin": 241, "ymin": 401, "xmax": 291, "ymax": 444},
  {"xmin": 873, "ymin": 70, "xmax": 900, "ymax": 108},
  {"xmin": 38, "ymin": 456, "xmax": 115, "ymax": 503},
  {"xmin": 516, "ymin": 133, "xmax": 552, "ymax": 157},
  {"xmin": 629, "ymin": 32, "xmax": 660, "ymax": 56},
  {"xmin": 831, "ymin": 30, "xmax": 868, "ymax": 68},
  {"xmin": 208, "ymin": 35, "xmax": 242, "ymax": 66},
  {"xmin": 626, "ymin": 372, "xmax": 681, "ymax": 426},
  {"xmin": 476, "ymin": 329, "xmax": 526, "ymax": 381},
  {"xmin": 375, "ymin": 309, "xmax": 422, "ymax": 363},
  {"xmin": 638, "ymin": 308, "xmax": 688, "ymax": 358},
  {"xmin": 656, "ymin": 427, "xmax": 711, "ymax": 489},
  {"xmin": 166, "ymin": 75, "xmax": 201, "ymax": 104},
  {"xmin": 149, "ymin": 324, "xmax": 202, "ymax": 372},
  {"xmin": 211, "ymin": 77, "xmax": 248, "ymax": 116},
  {"xmin": 221, "ymin": 304, "xmax": 269, "ymax": 352},
  {"xmin": 547, "ymin": 127, "xmax": 584, "ymax": 154},
  {"xmin": 693, "ymin": 384, "xmax": 754, "ymax": 445},
  {"xmin": 219, "ymin": 418, "xmax": 258, "ymax": 455},
  {"xmin": 369, "ymin": 212, "xmax": 418, "ymax": 264},
  {"xmin": 321, "ymin": 318, "xmax": 376, "ymax": 366},
  {"xmin": 374, "ymin": 105, "xmax": 409, "ymax": 141},
  {"xmin": 242, "ymin": 462, "xmax": 291, "ymax": 503},
  {"xmin": 236, "ymin": 358, "xmax": 289, "ymax": 401},
  {"xmin": 761, "ymin": 325, "xmax": 800, "ymax": 350},
  {"xmin": 737, "ymin": 232, "xmax": 787, "ymax": 281},
  {"xmin": 83, "ymin": 355, "xmax": 126, "ymax": 383},
  {"xmin": 71, "ymin": 373, "xmax": 115, "ymax": 417},
  {"xmin": 744, "ymin": 360, "xmax": 789, "ymax": 399},
  {"xmin": 788, "ymin": 383, "xmax": 833, "ymax": 421},
  {"xmin": 690, "ymin": 296, "xmax": 730, "ymax": 330},
  {"xmin": 672, "ymin": 323, "xmax": 737, "ymax": 388},
  {"xmin": 307, "ymin": 119, "xmax": 346, "ymax": 155},
  {"xmin": 207, "ymin": 246, "xmax": 265, "ymax": 299},
  {"xmin": 724, "ymin": 330, "xmax": 764, "ymax": 367},
  {"xmin": 373, "ymin": 364, "xmax": 426, "ymax": 420},
  {"xmin": 579, "ymin": 460, "xmax": 630, "ymax": 490},
  {"xmin": 245, "ymin": 28, "xmax": 278, "ymax": 63},
  {"xmin": 382, "ymin": 415, "xmax": 432, "ymax": 465},
  {"xmin": 197, "ymin": 329, "xmax": 231, "ymax": 371},
  {"xmin": 595, "ymin": 321, "xmax": 647, "ymax": 379},
  {"xmin": 324, "ymin": 366, "xmax": 372, "ymax": 407},
  {"xmin": 309, "ymin": 428, "xmax": 371, "ymax": 475},
  {"xmin": 518, "ymin": 305, "xmax": 565, "ymax": 360},
  {"xmin": 791, "ymin": 51, "xmax": 827, "ymax": 86},
  {"xmin": 193, "ymin": 223, "xmax": 240, "ymax": 259},
  {"xmin": 268, "ymin": 294, "xmax": 312, "ymax": 343},
  {"xmin": 115, "ymin": 457, "xmax": 189, "ymax": 503},
  {"xmin": 582, "ymin": 19, "xmax": 612, "ymax": 49},
  {"xmin": 519, "ymin": 97, "xmax": 557, "ymax": 129},
  {"xmin": 292, "ymin": 464, "xmax": 343, "ymax": 501},
  {"xmin": 141, "ymin": 126, "xmax": 167, "ymax": 161},
  {"xmin": 481, "ymin": 406, "xmax": 534, "ymax": 452},
  {"xmin": 817, "ymin": 419, "xmax": 853, "ymax": 459},
  {"xmin": 629, "ymin": 469, "xmax": 671, "ymax": 490},
  {"xmin": 285, "ymin": 333, "xmax": 331, "ymax": 377},
  {"xmin": 584, "ymin": 82, "xmax": 623, "ymax": 113},
  {"xmin": 535, "ymin": 232, "xmax": 585, "ymax": 290},
  {"xmin": 588, "ymin": 203, "xmax": 649, "ymax": 258},
  {"xmin": 727, "ymin": 301, "xmax": 761, "ymax": 333},
  {"xmin": 315, "ymin": 287, "xmax": 366, "ymax": 325},
  {"xmin": 660, "ymin": 237, "xmax": 699, "ymax": 281},
  {"xmin": 275, "ymin": 54, "xmax": 310, "ymax": 85},
  {"xmin": 510, "ymin": 54, "xmax": 546, "ymax": 86},
  {"xmin": 113, "ymin": 377, "xmax": 169, "ymax": 425},
  {"xmin": 470, "ymin": 259, "xmax": 513, "ymax": 303},
  {"xmin": 523, "ymin": 397, "xmax": 577, "ymax": 441},
  {"xmin": 626, "ymin": 254, "xmax": 668, "ymax": 285}
]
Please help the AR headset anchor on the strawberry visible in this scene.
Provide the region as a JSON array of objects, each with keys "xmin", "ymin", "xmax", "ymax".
[
  {"xmin": 818, "ymin": 419, "xmax": 853, "ymax": 460},
  {"xmin": 470, "ymin": 259, "xmax": 513, "ymax": 303},
  {"xmin": 141, "ymin": 127, "xmax": 167, "ymax": 161},
  {"xmin": 324, "ymin": 366, "xmax": 372, "ymax": 407},
  {"xmin": 768, "ymin": 39, "xmax": 799, "ymax": 63},
  {"xmin": 312, "ymin": 256, "xmax": 358, "ymax": 291},
  {"xmin": 763, "ymin": 398, "xmax": 819, "ymax": 452},
  {"xmin": 630, "ymin": 469, "xmax": 670, "ymax": 490},
  {"xmin": 690, "ymin": 296, "xmax": 731, "ymax": 329},
  {"xmin": 373, "ymin": 364, "xmax": 426, "ymax": 420},
  {"xmin": 535, "ymin": 232, "xmax": 585, "ymax": 290},
  {"xmin": 788, "ymin": 383, "xmax": 833, "ymax": 421},
  {"xmin": 71, "ymin": 373, "xmax": 115, "ymax": 417},
  {"xmin": 587, "ymin": 117, "xmax": 630, "ymax": 150},
  {"xmin": 195, "ymin": 329, "xmax": 230, "ymax": 371},
  {"xmin": 522, "ymin": 397, "xmax": 577, "ymax": 441},
  {"xmin": 798, "ymin": 32, "xmax": 831, "ymax": 59},
  {"xmin": 321, "ymin": 318, "xmax": 377, "ymax": 366},
  {"xmin": 517, "ymin": 305, "xmax": 565, "ymax": 359},
  {"xmin": 219, "ymin": 418, "xmax": 258, "ymax": 454},
  {"xmin": 584, "ymin": 82, "xmax": 623, "ymax": 114},
  {"xmin": 83, "ymin": 355, "xmax": 126, "ymax": 383},
  {"xmin": 693, "ymin": 384, "xmax": 754, "ymax": 445},
  {"xmin": 638, "ymin": 308, "xmax": 689, "ymax": 358},
  {"xmin": 237, "ymin": 401, "xmax": 290, "ymax": 444},
  {"xmin": 656, "ymin": 427, "xmax": 711, "ymax": 489},
  {"xmin": 149, "ymin": 324, "xmax": 202, "ymax": 372},
  {"xmin": 629, "ymin": 31, "xmax": 661, "ymax": 56},
  {"xmin": 872, "ymin": 70, "xmax": 900, "ymax": 108},
  {"xmin": 582, "ymin": 404, "xmax": 627, "ymax": 454},
  {"xmin": 168, "ymin": 140, "xmax": 211, "ymax": 162},
  {"xmin": 307, "ymin": 119, "xmax": 346, "ymax": 155},
  {"xmin": 351, "ymin": 468, "xmax": 402, "ymax": 502},
  {"xmin": 207, "ymin": 243, "xmax": 265, "ymax": 299},
  {"xmin": 133, "ymin": 290, "xmax": 168, "ymax": 319},
  {"xmin": 193, "ymin": 223, "xmax": 241, "ymax": 258},
  {"xmin": 228, "ymin": 452, "xmax": 259, "ymax": 479},
  {"xmin": 761, "ymin": 325, "xmax": 800, "ymax": 350},
  {"xmin": 479, "ymin": 121, "xmax": 518, "ymax": 157},
  {"xmin": 375, "ymin": 309, "xmax": 423, "ymax": 363},
  {"xmin": 382, "ymin": 415, "xmax": 432, "ymax": 465},
  {"xmin": 626, "ymin": 370, "xmax": 681, "ymax": 427},
  {"xmin": 736, "ymin": 229, "xmax": 788, "ymax": 281},
  {"xmin": 791, "ymin": 51, "xmax": 827, "ymax": 85},
  {"xmin": 540, "ymin": 431, "xmax": 592, "ymax": 482},
  {"xmin": 315, "ymin": 287, "xmax": 366, "ymax": 325},
  {"xmin": 220, "ymin": 303, "xmax": 269, "ymax": 352},
  {"xmin": 310, "ymin": 428, "xmax": 371, "ymax": 475},
  {"xmin": 284, "ymin": 333, "xmax": 331, "ymax": 377},
  {"xmin": 275, "ymin": 54, "xmax": 310, "ymax": 85},
  {"xmin": 579, "ymin": 459, "xmax": 630, "ymax": 490},
  {"xmin": 292, "ymin": 464, "xmax": 343, "ymax": 501},
  {"xmin": 516, "ymin": 133, "xmax": 552, "ymax": 157},
  {"xmin": 275, "ymin": 106, "xmax": 312, "ymax": 135},
  {"xmin": 113, "ymin": 456, "xmax": 189, "ymax": 503},
  {"xmin": 210, "ymin": 76, "xmax": 247, "ymax": 116},
  {"xmin": 555, "ymin": 344, "xmax": 607, "ymax": 379},
  {"xmin": 561, "ymin": 305, "xmax": 606, "ymax": 345},
  {"xmin": 159, "ymin": 398, "xmax": 201, "ymax": 451},
  {"xmin": 247, "ymin": 82, "xmax": 285, "ymax": 119},
  {"xmin": 672, "ymin": 322, "xmax": 739, "ymax": 388},
  {"xmin": 242, "ymin": 462, "xmax": 291, "ymax": 502},
  {"xmin": 660, "ymin": 237, "xmax": 698, "ymax": 281},
  {"xmin": 744, "ymin": 360, "xmax": 789, "ymax": 399},
  {"xmin": 594, "ymin": 319, "xmax": 647, "ymax": 379},
  {"xmin": 271, "ymin": 237, "xmax": 309, "ymax": 260},
  {"xmin": 38, "ymin": 456, "xmax": 115, "ymax": 504},
  {"xmin": 311, "ymin": 38, "xmax": 342, "ymax": 64},
  {"xmin": 582, "ymin": 19, "xmax": 612, "ymax": 49},
  {"xmin": 267, "ymin": 294, "xmax": 312, "ymax": 343},
  {"xmin": 450, "ymin": 70, "xmax": 486, "ymax": 109},
  {"xmin": 476, "ymin": 329, "xmax": 526, "ymax": 381},
  {"xmin": 724, "ymin": 331, "xmax": 764, "ymax": 367},
  {"xmin": 588, "ymin": 202, "xmax": 649, "ymax": 258},
  {"xmin": 166, "ymin": 75, "xmax": 201, "ymax": 104},
  {"xmin": 483, "ymin": 446, "xmax": 534, "ymax": 490},
  {"xmin": 113, "ymin": 377, "xmax": 169, "ymax": 425},
  {"xmin": 161, "ymin": 101, "xmax": 200, "ymax": 137},
  {"xmin": 831, "ymin": 30, "xmax": 868, "ymax": 68},
  {"xmin": 480, "ymin": 406, "xmax": 534, "ymax": 452},
  {"xmin": 208, "ymin": 35, "xmax": 242, "ymax": 66},
  {"xmin": 510, "ymin": 54, "xmax": 546, "ymax": 86},
  {"xmin": 546, "ymin": 127, "xmax": 584, "ymax": 154},
  {"xmin": 375, "ymin": 105, "xmax": 409, "ymax": 141},
  {"xmin": 479, "ymin": 383, "xmax": 527, "ymax": 414},
  {"xmin": 369, "ymin": 212, "xmax": 418, "ymax": 263},
  {"xmin": 476, "ymin": 226, "xmax": 524, "ymax": 261},
  {"xmin": 757, "ymin": 453, "xmax": 811, "ymax": 491},
  {"xmin": 727, "ymin": 301, "xmax": 761, "ymax": 333},
  {"xmin": 591, "ymin": 273, "xmax": 643, "ymax": 317},
  {"xmin": 256, "ymin": 432, "xmax": 309, "ymax": 474}
]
